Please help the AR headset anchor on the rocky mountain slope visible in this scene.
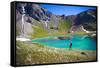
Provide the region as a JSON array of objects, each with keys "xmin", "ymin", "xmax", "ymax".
[
  {"xmin": 16, "ymin": 3, "xmax": 97, "ymax": 38},
  {"xmin": 74, "ymin": 9, "xmax": 97, "ymax": 31}
]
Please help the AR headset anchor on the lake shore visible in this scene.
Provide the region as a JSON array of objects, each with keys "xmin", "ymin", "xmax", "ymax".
[{"xmin": 16, "ymin": 41, "xmax": 96, "ymax": 65}]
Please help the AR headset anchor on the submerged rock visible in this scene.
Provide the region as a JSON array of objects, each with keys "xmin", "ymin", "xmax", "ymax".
[{"xmin": 57, "ymin": 36, "xmax": 69, "ymax": 40}]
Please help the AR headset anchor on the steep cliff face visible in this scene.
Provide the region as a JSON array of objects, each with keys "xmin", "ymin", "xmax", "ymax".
[{"xmin": 16, "ymin": 3, "xmax": 33, "ymax": 37}]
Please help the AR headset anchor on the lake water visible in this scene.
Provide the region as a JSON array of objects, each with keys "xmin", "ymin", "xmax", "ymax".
[{"xmin": 32, "ymin": 35, "xmax": 96, "ymax": 50}]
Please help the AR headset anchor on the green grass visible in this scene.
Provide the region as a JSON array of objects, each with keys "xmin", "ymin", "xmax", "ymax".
[
  {"xmin": 58, "ymin": 19, "xmax": 72, "ymax": 32},
  {"xmin": 31, "ymin": 26, "xmax": 49, "ymax": 38},
  {"xmin": 16, "ymin": 41, "xmax": 96, "ymax": 65},
  {"xmin": 30, "ymin": 18, "xmax": 73, "ymax": 39}
]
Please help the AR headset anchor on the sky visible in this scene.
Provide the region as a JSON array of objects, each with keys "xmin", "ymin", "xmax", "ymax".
[{"xmin": 41, "ymin": 4, "xmax": 96, "ymax": 16}]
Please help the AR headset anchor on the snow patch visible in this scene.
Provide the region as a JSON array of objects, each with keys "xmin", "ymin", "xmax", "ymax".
[{"xmin": 16, "ymin": 38, "xmax": 30, "ymax": 41}]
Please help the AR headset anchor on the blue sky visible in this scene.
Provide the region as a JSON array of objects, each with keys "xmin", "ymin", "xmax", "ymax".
[{"xmin": 41, "ymin": 4, "xmax": 96, "ymax": 16}]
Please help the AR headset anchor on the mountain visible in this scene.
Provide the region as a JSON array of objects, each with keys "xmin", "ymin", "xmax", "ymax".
[
  {"xmin": 16, "ymin": 3, "xmax": 97, "ymax": 38},
  {"xmin": 74, "ymin": 9, "xmax": 97, "ymax": 31}
]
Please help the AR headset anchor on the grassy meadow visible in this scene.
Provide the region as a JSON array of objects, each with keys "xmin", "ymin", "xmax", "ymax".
[{"xmin": 16, "ymin": 41, "xmax": 96, "ymax": 65}]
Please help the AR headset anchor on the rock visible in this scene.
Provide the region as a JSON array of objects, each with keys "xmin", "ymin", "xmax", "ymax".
[{"xmin": 57, "ymin": 36, "xmax": 67, "ymax": 40}]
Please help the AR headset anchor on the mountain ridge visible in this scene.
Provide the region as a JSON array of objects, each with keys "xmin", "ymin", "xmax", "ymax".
[{"xmin": 16, "ymin": 3, "xmax": 97, "ymax": 38}]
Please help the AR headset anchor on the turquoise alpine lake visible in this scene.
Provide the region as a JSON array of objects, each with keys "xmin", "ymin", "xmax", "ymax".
[{"xmin": 32, "ymin": 35, "xmax": 96, "ymax": 50}]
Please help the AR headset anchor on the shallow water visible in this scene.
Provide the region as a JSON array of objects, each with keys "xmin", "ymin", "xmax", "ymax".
[{"xmin": 32, "ymin": 35, "xmax": 96, "ymax": 50}]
